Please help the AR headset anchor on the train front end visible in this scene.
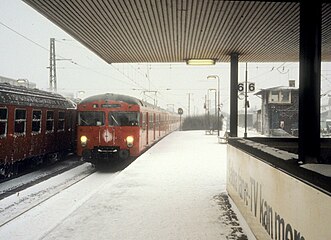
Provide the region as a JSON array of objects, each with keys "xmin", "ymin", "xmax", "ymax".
[{"xmin": 77, "ymin": 93, "xmax": 141, "ymax": 164}]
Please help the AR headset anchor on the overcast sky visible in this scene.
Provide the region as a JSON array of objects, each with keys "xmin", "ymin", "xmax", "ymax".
[{"xmin": 1, "ymin": 0, "xmax": 331, "ymax": 115}]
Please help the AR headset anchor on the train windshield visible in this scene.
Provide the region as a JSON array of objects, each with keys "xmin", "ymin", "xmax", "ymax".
[
  {"xmin": 78, "ymin": 111, "xmax": 105, "ymax": 126},
  {"xmin": 109, "ymin": 112, "xmax": 139, "ymax": 126}
]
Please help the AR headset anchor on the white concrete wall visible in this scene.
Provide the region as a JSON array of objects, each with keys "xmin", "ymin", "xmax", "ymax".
[{"xmin": 227, "ymin": 145, "xmax": 331, "ymax": 240}]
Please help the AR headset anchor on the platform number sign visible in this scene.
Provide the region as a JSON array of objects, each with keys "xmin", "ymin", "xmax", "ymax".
[
  {"xmin": 238, "ymin": 83, "xmax": 244, "ymax": 92},
  {"xmin": 178, "ymin": 108, "xmax": 183, "ymax": 115},
  {"xmin": 238, "ymin": 82, "xmax": 255, "ymax": 93},
  {"xmin": 249, "ymin": 83, "xmax": 255, "ymax": 92}
]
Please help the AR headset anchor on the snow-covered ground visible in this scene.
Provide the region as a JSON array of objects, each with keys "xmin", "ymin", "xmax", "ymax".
[
  {"xmin": 0, "ymin": 131, "xmax": 256, "ymax": 240},
  {"xmin": 0, "ymin": 163, "xmax": 94, "ymax": 227},
  {"xmin": 0, "ymin": 158, "xmax": 82, "ymax": 196}
]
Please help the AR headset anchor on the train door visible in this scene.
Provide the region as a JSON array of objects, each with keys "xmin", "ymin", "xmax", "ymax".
[
  {"xmin": 153, "ymin": 113, "xmax": 157, "ymax": 141},
  {"xmin": 139, "ymin": 112, "xmax": 143, "ymax": 149},
  {"xmin": 149, "ymin": 113, "xmax": 154, "ymax": 143},
  {"xmin": 146, "ymin": 112, "xmax": 149, "ymax": 146},
  {"xmin": 101, "ymin": 111, "xmax": 115, "ymax": 147},
  {"xmin": 44, "ymin": 110, "xmax": 56, "ymax": 153},
  {"xmin": 0, "ymin": 107, "xmax": 9, "ymax": 162},
  {"xmin": 31, "ymin": 109, "xmax": 43, "ymax": 156},
  {"xmin": 56, "ymin": 111, "xmax": 66, "ymax": 152},
  {"xmin": 157, "ymin": 113, "xmax": 161, "ymax": 137},
  {"xmin": 13, "ymin": 108, "xmax": 29, "ymax": 160}
]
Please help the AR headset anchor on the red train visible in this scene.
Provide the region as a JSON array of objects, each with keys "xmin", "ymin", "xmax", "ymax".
[
  {"xmin": 0, "ymin": 83, "xmax": 76, "ymax": 178},
  {"xmin": 77, "ymin": 93, "xmax": 179, "ymax": 165}
]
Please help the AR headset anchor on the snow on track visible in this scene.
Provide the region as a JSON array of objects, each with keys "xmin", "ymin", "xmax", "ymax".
[{"xmin": 0, "ymin": 164, "xmax": 120, "ymax": 240}]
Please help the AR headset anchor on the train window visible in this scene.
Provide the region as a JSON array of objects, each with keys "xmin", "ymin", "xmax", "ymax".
[
  {"xmin": 0, "ymin": 108, "xmax": 7, "ymax": 137},
  {"xmin": 32, "ymin": 110, "xmax": 42, "ymax": 133},
  {"xmin": 46, "ymin": 111, "xmax": 54, "ymax": 132},
  {"xmin": 78, "ymin": 111, "xmax": 105, "ymax": 126},
  {"xmin": 14, "ymin": 109, "xmax": 26, "ymax": 134},
  {"xmin": 58, "ymin": 111, "xmax": 65, "ymax": 131},
  {"xmin": 109, "ymin": 112, "xmax": 139, "ymax": 126}
]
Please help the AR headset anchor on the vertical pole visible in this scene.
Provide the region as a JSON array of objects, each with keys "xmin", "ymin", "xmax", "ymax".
[
  {"xmin": 214, "ymin": 91, "xmax": 217, "ymax": 118},
  {"xmin": 244, "ymin": 62, "xmax": 248, "ymax": 138},
  {"xmin": 230, "ymin": 53, "xmax": 239, "ymax": 137},
  {"xmin": 180, "ymin": 115, "xmax": 182, "ymax": 131},
  {"xmin": 188, "ymin": 93, "xmax": 191, "ymax": 117},
  {"xmin": 217, "ymin": 76, "xmax": 220, "ymax": 137},
  {"xmin": 49, "ymin": 38, "xmax": 57, "ymax": 92},
  {"xmin": 299, "ymin": 1, "xmax": 321, "ymax": 163},
  {"xmin": 214, "ymin": 90, "xmax": 217, "ymax": 133},
  {"xmin": 207, "ymin": 92, "xmax": 210, "ymax": 131},
  {"xmin": 156, "ymin": 94, "xmax": 158, "ymax": 106},
  {"xmin": 204, "ymin": 94, "xmax": 207, "ymax": 131},
  {"xmin": 49, "ymin": 38, "xmax": 53, "ymax": 91}
]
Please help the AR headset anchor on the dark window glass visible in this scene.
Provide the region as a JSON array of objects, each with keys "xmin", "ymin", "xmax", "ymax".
[
  {"xmin": 46, "ymin": 111, "xmax": 54, "ymax": 131},
  {"xmin": 59, "ymin": 111, "xmax": 65, "ymax": 119},
  {"xmin": 78, "ymin": 111, "xmax": 105, "ymax": 126},
  {"xmin": 281, "ymin": 90, "xmax": 290, "ymax": 102},
  {"xmin": 0, "ymin": 108, "xmax": 7, "ymax": 136},
  {"xmin": 32, "ymin": 110, "xmax": 42, "ymax": 133},
  {"xmin": 15, "ymin": 109, "xmax": 26, "ymax": 134},
  {"xmin": 0, "ymin": 108, "xmax": 7, "ymax": 120},
  {"xmin": 58, "ymin": 111, "xmax": 65, "ymax": 131},
  {"xmin": 108, "ymin": 112, "xmax": 139, "ymax": 126}
]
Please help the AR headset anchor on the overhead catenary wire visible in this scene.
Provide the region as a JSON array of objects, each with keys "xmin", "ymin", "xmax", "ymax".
[
  {"xmin": 0, "ymin": 20, "xmax": 150, "ymax": 90},
  {"xmin": 0, "ymin": 20, "xmax": 49, "ymax": 52}
]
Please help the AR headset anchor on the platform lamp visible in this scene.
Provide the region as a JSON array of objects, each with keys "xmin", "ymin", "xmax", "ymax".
[
  {"xmin": 76, "ymin": 90, "xmax": 85, "ymax": 99},
  {"xmin": 186, "ymin": 59, "xmax": 215, "ymax": 66},
  {"xmin": 207, "ymin": 75, "xmax": 220, "ymax": 136}
]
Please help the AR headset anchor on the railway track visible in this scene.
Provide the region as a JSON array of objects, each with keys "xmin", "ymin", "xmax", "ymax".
[
  {"xmin": 0, "ymin": 156, "xmax": 136, "ymax": 234},
  {"xmin": 0, "ymin": 158, "xmax": 85, "ymax": 200},
  {"xmin": 0, "ymin": 163, "xmax": 96, "ymax": 228}
]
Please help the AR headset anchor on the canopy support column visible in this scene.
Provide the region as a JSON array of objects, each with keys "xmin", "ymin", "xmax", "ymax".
[
  {"xmin": 299, "ymin": 1, "xmax": 321, "ymax": 163},
  {"xmin": 230, "ymin": 53, "xmax": 239, "ymax": 137}
]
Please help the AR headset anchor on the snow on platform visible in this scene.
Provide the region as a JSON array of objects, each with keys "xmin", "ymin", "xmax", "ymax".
[{"xmin": 1, "ymin": 131, "xmax": 255, "ymax": 240}]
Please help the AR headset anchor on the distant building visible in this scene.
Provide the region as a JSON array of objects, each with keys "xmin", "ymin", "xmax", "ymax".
[
  {"xmin": 0, "ymin": 75, "xmax": 36, "ymax": 88},
  {"xmin": 255, "ymin": 85, "xmax": 298, "ymax": 136},
  {"xmin": 238, "ymin": 110, "xmax": 254, "ymax": 129},
  {"xmin": 321, "ymin": 97, "xmax": 331, "ymax": 134}
]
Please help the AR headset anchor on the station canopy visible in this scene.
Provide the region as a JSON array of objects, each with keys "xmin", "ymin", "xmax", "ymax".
[{"xmin": 23, "ymin": 0, "xmax": 331, "ymax": 63}]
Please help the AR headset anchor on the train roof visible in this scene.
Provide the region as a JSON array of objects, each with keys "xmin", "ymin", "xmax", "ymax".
[
  {"xmin": 0, "ymin": 83, "xmax": 75, "ymax": 109},
  {"xmin": 80, "ymin": 93, "xmax": 143, "ymax": 106},
  {"xmin": 79, "ymin": 93, "xmax": 177, "ymax": 114}
]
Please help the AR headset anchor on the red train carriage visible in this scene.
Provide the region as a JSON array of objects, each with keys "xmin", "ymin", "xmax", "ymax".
[
  {"xmin": 0, "ymin": 83, "xmax": 76, "ymax": 178},
  {"xmin": 77, "ymin": 93, "xmax": 179, "ymax": 164}
]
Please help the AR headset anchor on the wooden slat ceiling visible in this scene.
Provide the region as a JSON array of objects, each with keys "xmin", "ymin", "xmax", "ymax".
[{"xmin": 23, "ymin": 0, "xmax": 331, "ymax": 63}]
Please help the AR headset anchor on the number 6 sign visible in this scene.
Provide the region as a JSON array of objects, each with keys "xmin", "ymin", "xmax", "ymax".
[{"xmin": 238, "ymin": 82, "xmax": 255, "ymax": 93}]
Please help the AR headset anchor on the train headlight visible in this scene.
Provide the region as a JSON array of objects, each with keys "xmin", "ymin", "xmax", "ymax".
[
  {"xmin": 80, "ymin": 135, "xmax": 88, "ymax": 147},
  {"xmin": 126, "ymin": 136, "xmax": 134, "ymax": 148}
]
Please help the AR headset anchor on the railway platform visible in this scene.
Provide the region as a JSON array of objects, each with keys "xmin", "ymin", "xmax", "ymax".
[
  {"xmin": 0, "ymin": 131, "xmax": 255, "ymax": 240},
  {"xmin": 45, "ymin": 130, "xmax": 254, "ymax": 240}
]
